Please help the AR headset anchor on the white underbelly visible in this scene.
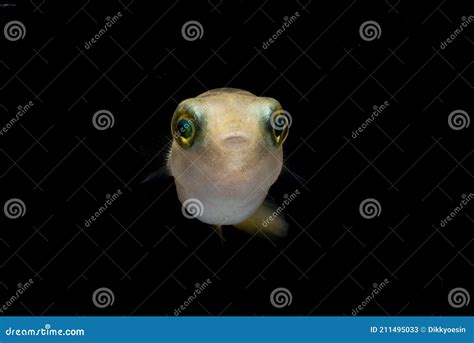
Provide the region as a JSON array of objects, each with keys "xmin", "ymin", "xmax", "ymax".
[{"xmin": 175, "ymin": 181, "xmax": 267, "ymax": 225}]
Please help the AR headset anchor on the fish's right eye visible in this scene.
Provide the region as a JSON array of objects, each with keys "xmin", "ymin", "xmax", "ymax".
[
  {"xmin": 173, "ymin": 112, "xmax": 196, "ymax": 148},
  {"xmin": 177, "ymin": 119, "xmax": 193, "ymax": 139}
]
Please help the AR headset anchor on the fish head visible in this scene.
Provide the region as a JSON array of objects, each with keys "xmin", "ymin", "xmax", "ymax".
[{"xmin": 169, "ymin": 88, "xmax": 290, "ymax": 224}]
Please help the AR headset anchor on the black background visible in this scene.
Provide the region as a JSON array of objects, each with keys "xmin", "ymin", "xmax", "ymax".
[{"xmin": 0, "ymin": 0, "xmax": 473, "ymax": 316}]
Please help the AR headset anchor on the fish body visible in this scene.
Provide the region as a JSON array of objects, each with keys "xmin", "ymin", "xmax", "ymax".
[{"xmin": 169, "ymin": 88, "xmax": 290, "ymax": 236}]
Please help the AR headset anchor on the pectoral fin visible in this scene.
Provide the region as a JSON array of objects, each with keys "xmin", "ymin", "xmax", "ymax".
[
  {"xmin": 213, "ymin": 225, "xmax": 225, "ymax": 242},
  {"xmin": 234, "ymin": 202, "xmax": 288, "ymax": 238}
]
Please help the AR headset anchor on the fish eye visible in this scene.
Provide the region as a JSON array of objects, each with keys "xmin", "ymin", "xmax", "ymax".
[
  {"xmin": 269, "ymin": 109, "xmax": 290, "ymax": 145},
  {"xmin": 272, "ymin": 126, "xmax": 288, "ymax": 145},
  {"xmin": 177, "ymin": 119, "xmax": 193, "ymax": 138},
  {"xmin": 173, "ymin": 111, "xmax": 197, "ymax": 148}
]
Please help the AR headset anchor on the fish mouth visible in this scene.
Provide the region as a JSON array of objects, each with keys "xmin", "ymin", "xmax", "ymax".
[{"xmin": 220, "ymin": 132, "xmax": 250, "ymax": 146}]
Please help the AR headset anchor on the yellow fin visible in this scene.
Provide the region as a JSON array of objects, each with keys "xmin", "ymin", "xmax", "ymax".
[{"xmin": 234, "ymin": 202, "xmax": 288, "ymax": 238}]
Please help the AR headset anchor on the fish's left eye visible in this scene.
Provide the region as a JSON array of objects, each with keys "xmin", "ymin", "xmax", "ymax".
[
  {"xmin": 173, "ymin": 114, "xmax": 196, "ymax": 148},
  {"xmin": 269, "ymin": 109, "xmax": 290, "ymax": 145}
]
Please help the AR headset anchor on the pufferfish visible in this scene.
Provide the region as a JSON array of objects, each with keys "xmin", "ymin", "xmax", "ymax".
[{"xmin": 168, "ymin": 88, "xmax": 290, "ymax": 237}]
